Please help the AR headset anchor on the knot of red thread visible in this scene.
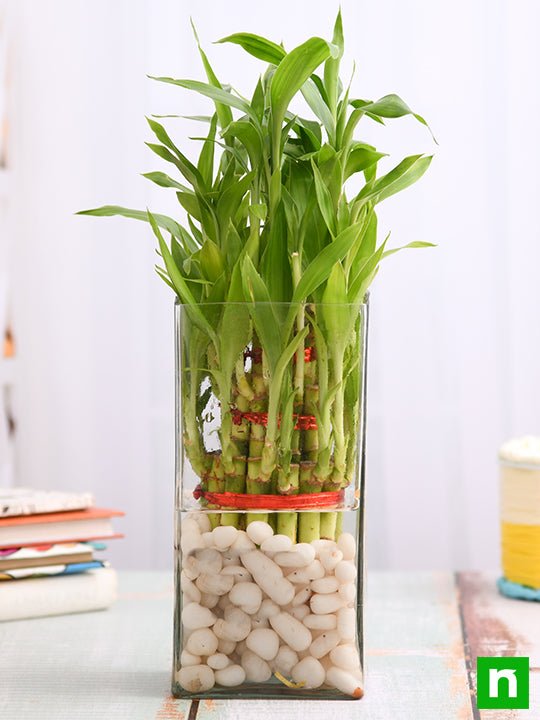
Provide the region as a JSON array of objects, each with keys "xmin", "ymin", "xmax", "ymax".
[
  {"xmin": 243, "ymin": 347, "xmax": 316, "ymax": 364},
  {"xmin": 192, "ymin": 489, "xmax": 344, "ymax": 510},
  {"xmin": 193, "ymin": 484, "xmax": 203, "ymax": 500},
  {"xmin": 231, "ymin": 408, "xmax": 317, "ymax": 431},
  {"xmin": 304, "ymin": 346, "xmax": 316, "ymax": 362}
]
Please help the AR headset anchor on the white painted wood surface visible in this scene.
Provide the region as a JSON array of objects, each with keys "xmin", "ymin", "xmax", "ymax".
[{"xmin": 0, "ymin": 572, "xmax": 537, "ymax": 719}]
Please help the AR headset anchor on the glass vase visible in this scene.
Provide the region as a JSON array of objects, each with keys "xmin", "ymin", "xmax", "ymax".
[{"xmin": 172, "ymin": 300, "xmax": 368, "ymax": 699}]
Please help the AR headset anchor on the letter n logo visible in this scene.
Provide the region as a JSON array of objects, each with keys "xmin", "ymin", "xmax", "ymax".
[{"xmin": 477, "ymin": 657, "xmax": 529, "ymax": 709}]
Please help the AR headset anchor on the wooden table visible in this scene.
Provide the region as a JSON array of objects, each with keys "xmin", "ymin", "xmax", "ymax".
[{"xmin": 0, "ymin": 571, "xmax": 538, "ymax": 719}]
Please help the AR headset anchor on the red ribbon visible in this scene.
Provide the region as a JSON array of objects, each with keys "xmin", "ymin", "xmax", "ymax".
[
  {"xmin": 244, "ymin": 347, "xmax": 316, "ymax": 364},
  {"xmin": 193, "ymin": 486, "xmax": 344, "ymax": 509},
  {"xmin": 231, "ymin": 409, "xmax": 317, "ymax": 431}
]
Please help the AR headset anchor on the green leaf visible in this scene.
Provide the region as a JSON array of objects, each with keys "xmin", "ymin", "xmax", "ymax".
[
  {"xmin": 198, "ymin": 114, "xmax": 217, "ymax": 187},
  {"xmin": 357, "ymin": 94, "xmax": 436, "ymax": 142},
  {"xmin": 197, "ymin": 239, "xmax": 225, "ymax": 282},
  {"xmin": 382, "ymin": 240, "xmax": 436, "ymax": 258},
  {"xmin": 324, "ymin": 9, "xmax": 344, "ymax": 115},
  {"xmin": 241, "ymin": 255, "xmax": 282, "ymax": 370},
  {"xmin": 344, "ymin": 145, "xmax": 386, "ymax": 179},
  {"xmin": 217, "ymin": 32, "xmax": 285, "ymax": 64},
  {"xmin": 147, "ymin": 210, "xmax": 218, "ymax": 345},
  {"xmin": 348, "ymin": 240, "xmax": 388, "ymax": 303},
  {"xmin": 148, "ymin": 76, "xmax": 258, "ymax": 122},
  {"xmin": 142, "ymin": 171, "xmax": 189, "ymax": 192},
  {"xmin": 191, "ymin": 21, "xmax": 234, "ymax": 132},
  {"xmin": 270, "ymin": 38, "xmax": 333, "ymax": 159},
  {"xmin": 222, "ymin": 120, "xmax": 263, "ymax": 169},
  {"xmin": 357, "ymin": 154, "xmax": 432, "ymax": 205},
  {"xmin": 292, "ymin": 222, "xmax": 364, "ymax": 303},
  {"xmin": 311, "ymin": 160, "xmax": 337, "ymax": 236},
  {"xmin": 218, "ymin": 264, "xmax": 251, "ymax": 388},
  {"xmin": 76, "ymin": 205, "xmax": 184, "ymax": 238},
  {"xmin": 146, "ymin": 118, "xmax": 205, "ymax": 190},
  {"xmin": 216, "ymin": 171, "xmax": 255, "ymax": 229}
]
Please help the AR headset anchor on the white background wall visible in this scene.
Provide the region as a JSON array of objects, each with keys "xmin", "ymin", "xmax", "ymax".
[{"xmin": 5, "ymin": 0, "xmax": 540, "ymax": 570}]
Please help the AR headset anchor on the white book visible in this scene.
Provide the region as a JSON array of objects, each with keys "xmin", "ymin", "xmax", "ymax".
[
  {"xmin": 0, "ymin": 567, "xmax": 117, "ymax": 621},
  {"xmin": 0, "ymin": 487, "xmax": 94, "ymax": 518}
]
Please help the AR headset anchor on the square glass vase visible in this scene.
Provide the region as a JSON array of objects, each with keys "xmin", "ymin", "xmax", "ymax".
[{"xmin": 172, "ymin": 300, "xmax": 368, "ymax": 700}]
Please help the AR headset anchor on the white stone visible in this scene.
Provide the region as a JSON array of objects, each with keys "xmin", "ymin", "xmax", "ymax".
[
  {"xmin": 303, "ymin": 613, "xmax": 337, "ymax": 630},
  {"xmin": 246, "ymin": 521, "xmax": 274, "ymax": 545},
  {"xmin": 292, "ymin": 586, "xmax": 312, "ymax": 607},
  {"xmin": 180, "ymin": 649, "xmax": 201, "ymax": 667},
  {"xmin": 213, "ymin": 607, "xmax": 251, "ymax": 642},
  {"xmin": 207, "ymin": 653, "xmax": 231, "ymax": 670},
  {"xmin": 201, "ymin": 532, "xmax": 214, "ymax": 548},
  {"xmin": 199, "ymin": 593, "xmax": 219, "ymax": 609},
  {"xmin": 246, "ymin": 628, "xmax": 280, "ymax": 661},
  {"xmin": 240, "ymin": 551, "xmax": 295, "ymax": 606},
  {"xmin": 336, "ymin": 607, "xmax": 356, "ymax": 642},
  {"xmin": 272, "ymin": 646, "xmax": 298, "ymax": 676},
  {"xmin": 217, "ymin": 638, "xmax": 236, "ymax": 655},
  {"xmin": 338, "ymin": 583, "xmax": 356, "ymax": 604},
  {"xmin": 182, "ymin": 602, "xmax": 216, "ymax": 630},
  {"xmin": 319, "ymin": 548, "xmax": 343, "ymax": 572},
  {"xmin": 241, "ymin": 649, "xmax": 272, "ymax": 683},
  {"xmin": 181, "ymin": 574, "xmax": 202, "ymax": 603},
  {"xmin": 274, "ymin": 543, "xmax": 316, "ymax": 568},
  {"xmin": 310, "ymin": 576, "xmax": 340, "ymax": 594},
  {"xmin": 193, "ymin": 548, "xmax": 222, "ymax": 575},
  {"xmin": 182, "ymin": 557, "xmax": 200, "ymax": 581},
  {"xmin": 177, "ymin": 665, "xmax": 215, "ymax": 693},
  {"xmin": 186, "ymin": 628, "xmax": 219, "ymax": 656},
  {"xmin": 330, "ymin": 644, "xmax": 360, "ymax": 671},
  {"xmin": 230, "ymin": 530, "xmax": 256, "ymax": 555},
  {"xmin": 325, "ymin": 666, "xmax": 363, "ymax": 698},
  {"xmin": 261, "ymin": 534, "xmax": 293, "ymax": 553},
  {"xmin": 221, "ymin": 566, "xmax": 253, "ymax": 583},
  {"xmin": 311, "ymin": 539, "xmax": 337, "ymax": 556},
  {"xmin": 310, "ymin": 592, "xmax": 344, "ymax": 615},
  {"xmin": 188, "ymin": 512, "xmax": 212, "ymax": 534},
  {"xmin": 212, "ymin": 525, "xmax": 238, "ymax": 549},
  {"xmin": 334, "ymin": 561, "xmax": 356, "ymax": 584},
  {"xmin": 229, "ymin": 582, "xmax": 262, "ymax": 615},
  {"xmin": 289, "ymin": 604, "xmax": 310, "ymax": 621},
  {"xmin": 215, "ymin": 664, "xmax": 246, "ymax": 687},
  {"xmin": 336, "ymin": 533, "xmax": 356, "ymax": 561},
  {"xmin": 195, "ymin": 573, "xmax": 234, "ymax": 596},
  {"xmin": 269, "ymin": 612, "xmax": 312, "ymax": 652},
  {"xmin": 291, "ymin": 656, "xmax": 325, "ymax": 689},
  {"xmin": 258, "ymin": 599, "xmax": 280, "ymax": 619},
  {"xmin": 309, "ymin": 630, "xmax": 341, "ymax": 659},
  {"xmin": 287, "ymin": 560, "xmax": 325, "ymax": 584}
]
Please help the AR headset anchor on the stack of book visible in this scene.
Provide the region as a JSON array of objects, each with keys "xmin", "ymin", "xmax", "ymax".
[{"xmin": 0, "ymin": 488, "xmax": 123, "ymax": 621}]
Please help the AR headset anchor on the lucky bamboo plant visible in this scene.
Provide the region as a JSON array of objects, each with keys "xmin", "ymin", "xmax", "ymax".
[{"xmin": 79, "ymin": 12, "xmax": 434, "ymax": 544}]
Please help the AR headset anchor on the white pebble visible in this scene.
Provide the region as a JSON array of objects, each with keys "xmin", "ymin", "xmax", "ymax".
[
  {"xmin": 311, "ymin": 539, "xmax": 337, "ymax": 555},
  {"xmin": 311, "ymin": 576, "xmax": 340, "ymax": 594},
  {"xmin": 310, "ymin": 592, "xmax": 344, "ymax": 615},
  {"xmin": 221, "ymin": 566, "xmax": 253, "ymax": 583},
  {"xmin": 221, "ymin": 553, "xmax": 237, "ymax": 567},
  {"xmin": 287, "ymin": 560, "xmax": 325, "ymax": 584},
  {"xmin": 251, "ymin": 616, "xmax": 269, "ymax": 629},
  {"xmin": 246, "ymin": 521, "xmax": 274, "ymax": 545},
  {"xmin": 199, "ymin": 593, "xmax": 219, "ymax": 609},
  {"xmin": 186, "ymin": 628, "xmax": 219, "ymax": 656},
  {"xmin": 217, "ymin": 638, "xmax": 236, "ymax": 655},
  {"xmin": 229, "ymin": 582, "xmax": 262, "ymax": 615},
  {"xmin": 335, "ymin": 561, "xmax": 356, "ymax": 584},
  {"xmin": 215, "ymin": 664, "xmax": 246, "ymax": 687},
  {"xmin": 337, "ymin": 607, "xmax": 356, "ymax": 642},
  {"xmin": 230, "ymin": 530, "xmax": 256, "ymax": 555},
  {"xmin": 292, "ymin": 586, "xmax": 312, "ymax": 607},
  {"xmin": 212, "ymin": 525, "xmax": 238, "ymax": 549},
  {"xmin": 309, "ymin": 630, "xmax": 341, "ymax": 659},
  {"xmin": 207, "ymin": 653, "xmax": 230, "ymax": 670},
  {"xmin": 201, "ymin": 531, "xmax": 214, "ymax": 548},
  {"xmin": 181, "ymin": 575, "xmax": 202, "ymax": 603},
  {"xmin": 213, "ymin": 607, "xmax": 251, "ymax": 642},
  {"xmin": 177, "ymin": 665, "xmax": 215, "ymax": 693},
  {"xmin": 272, "ymin": 646, "xmax": 298, "ymax": 675},
  {"xmin": 181, "ymin": 534, "xmax": 204, "ymax": 557},
  {"xmin": 218, "ymin": 595, "xmax": 233, "ymax": 612},
  {"xmin": 196, "ymin": 573, "xmax": 234, "ymax": 596},
  {"xmin": 303, "ymin": 613, "xmax": 337, "ymax": 630},
  {"xmin": 326, "ymin": 666, "xmax": 363, "ymax": 698},
  {"xmin": 182, "ymin": 518, "xmax": 201, "ymax": 537},
  {"xmin": 319, "ymin": 549, "xmax": 343, "ymax": 572},
  {"xmin": 261, "ymin": 534, "xmax": 293, "ymax": 553},
  {"xmin": 330, "ymin": 644, "xmax": 360, "ymax": 671},
  {"xmin": 338, "ymin": 583, "xmax": 356, "ymax": 604},
  {"xmin": 274, "ymin": 543, "xmax": 316, "ymax": 568},
  {"xmin": 236, "ymin": 640, "xmax": 247, "ymax": 656},
  {"xmin": 182, "ymin": 557, "xmax": 200, "ymax": 581},
  {"xmin": 241, "ymin": 649, "xmax": 272, "ymax": 682},
  {"xmin": 289, "ymin": 604, "xmax": 310, "ymax": 621},
  {"xmin": 336, "ymin": 533, "xmax": 356, "ymax": 561},
  {"xmin": 246, "ymin": 628, "xmax": 280, "ymax": 661},
  {"xmin": 180, "ymin": 649, "xmax": 201, "ymax": 667},
  {"xmin": 241, "ymin": 550, "xmax": 294, "ymax": 606},
  {"xmin": 269, "ymin": 612, "xmax": 312, "ymax": 652},
  {"xmin": 258, "ymin": 599, "xmax": 280, "ymax": 619},
  {"xmin": 188, "ymin": 512, "xmax": 212, "ymax": 534},
  {"xmin": 292, "ymin": 656, "xmax": 325, "ymax": 688},
  {"xmin": 182, "ymin": 603, "xmax": 216, "ymax": 630},
  {"xmin": 193, "ymin": 548, "xmax": 222, "ymax": 574}
]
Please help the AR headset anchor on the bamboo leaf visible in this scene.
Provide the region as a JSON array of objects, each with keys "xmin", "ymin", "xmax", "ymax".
[
  {"xmin": 242, "ymin": 255, "xmax": 282, "ymax": 370},
  {"xmin": 191, "ymin": 21, "xmax": 234, "ymax": 132},
  {"xmin": 198, "ymin": 114, "xmax": 218, "ymax": 187},
  {"xmin": 382, "ymin": 240, "xmax": 436, "ymax": 258},
  {"xmin": 142, "ymin": 171, "xmax": 189, "ymax": 192},
  {"xmin": 355, "ymin": 94, "xmax": 436, "ymax": 142},
  {"xmin": 357, "ymin": 154, "xmax": 432, "ymax": 205},
  {"xmin": 292, "ymin": 222, "xmax": 364, "ymax": 303},
  {"xmin": 76, "ymin": 205, "xmax": 184, "ymax": 238},
  {"xmin": 311, "ymin": 160, "xmax": 337, "ymax": 237},
  {"xmin": 324, "ymin": 9, "xmax": 344, "ymax": 115},
  {"xmin": 217, "ymin": 32, "xmax": 285, "ymax": 64},
  {"xmin": 149, "ymin": 76, "xmax": 258, "ymax": 122},
  {"xmin": 344, "ymin": 145, "xmax": 386, "ymax": 179}
]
